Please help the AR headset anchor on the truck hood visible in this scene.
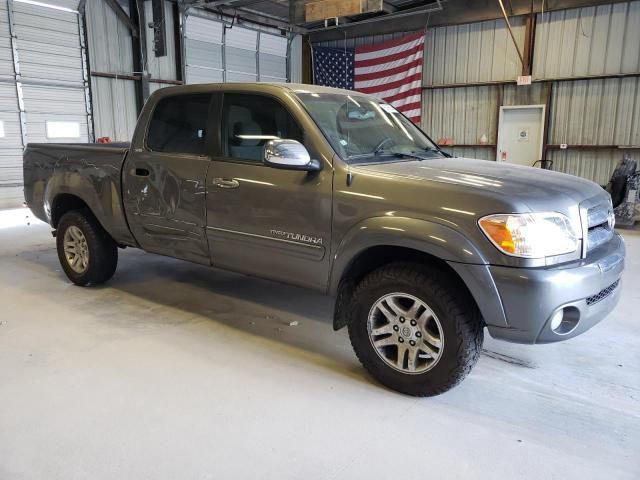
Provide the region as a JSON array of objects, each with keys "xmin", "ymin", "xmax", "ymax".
[{"xmin": 352, "ymin": 156, "xmax": 606, "ymax": 209}]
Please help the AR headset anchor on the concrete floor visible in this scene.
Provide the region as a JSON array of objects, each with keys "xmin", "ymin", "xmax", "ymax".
[{"xmin": 0, "ymin": 207, "xmax": 638, "ymax": 480}]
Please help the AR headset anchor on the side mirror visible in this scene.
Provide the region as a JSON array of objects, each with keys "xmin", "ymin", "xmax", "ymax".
[{"xmin": 263, "ymin": 139, "xmax": 321, "ymax": 171}]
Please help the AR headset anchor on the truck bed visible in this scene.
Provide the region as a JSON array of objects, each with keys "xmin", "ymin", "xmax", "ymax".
[{"xmin": 23, "ymin": 142, "xmax": 136, "ymax": 246}]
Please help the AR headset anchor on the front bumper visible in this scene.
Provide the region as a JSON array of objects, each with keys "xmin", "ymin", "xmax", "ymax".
[{"xmin": 484, "ymin": 234, "xmax": 625, "ymax": 344}]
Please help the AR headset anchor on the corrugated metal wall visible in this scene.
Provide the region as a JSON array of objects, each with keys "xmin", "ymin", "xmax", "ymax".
[
  {"xmin": 85, "ymin": 0, "xmax": 179, "ymax": 141},
  {"xmin": 422, "ymin": 85, "xmax": 499, "ymax": 145},
  {"xmin": 316, "ymin": 30, "xmax": 414, "ymax": 49},
  {"xmin": 85, "ymin": 0, "xmax": 138, "ymax": 141},
  {"xmin": 537, "ymin": 1, "xmax": 640, "ymax": 182},
  {"xmin": 550, "ymin": 149, "xmax": 639, "ymax": 186},
  {"xmin": 550, "ymin": 77, "xmax": 640, "ymax": 146},
  {"xmin": 533, "ymin": 1, "xmax": 640, "ymax": 80},
  {"xmin": 424, "ymin": 17, "xmax": 526, "ymax": 86}
]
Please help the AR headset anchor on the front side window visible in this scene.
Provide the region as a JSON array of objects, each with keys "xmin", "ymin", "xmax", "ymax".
[
  {"xmin": 295, "ymin": 92, "xmax": 441, "ymax": 164},
  {"xmin": 222, "ymin": 94, "xmax": 303, "ymax": 162},
  {"xmin": 147, "ymin": 94, "xmax": 211, "ymax": 155}
]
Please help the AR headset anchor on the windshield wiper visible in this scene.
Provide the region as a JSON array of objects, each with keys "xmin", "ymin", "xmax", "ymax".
[
  {"xmin": 347, "ymin": 151, "xmax": 427, "ymax": 165},
  {"xmin": 421, "ymin": 145, "xmax": 452, "ymax": 158},
  {"xmin": 347, "ymin": 145, "xmax": 446, "ymax": 162}
]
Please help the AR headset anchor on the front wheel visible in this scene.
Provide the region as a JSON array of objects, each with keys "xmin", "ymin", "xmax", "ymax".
[
  {"xmin": 348, "ymin": 263, "xmax": 483, "ymax": 396},
  {"xmin": 56, "ymin": 210, "xmax": 118, "ymax": 286}
]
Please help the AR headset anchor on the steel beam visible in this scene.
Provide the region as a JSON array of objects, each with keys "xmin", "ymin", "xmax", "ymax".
[
  {"xmin": 78, "ymin": 9, "xmax": 94, "ymax": 141},
  {"xmin": 5, "ymin": 0, "xmax": 27, "ymax": 149},
  {"xmin": 497, "ymin": 0, "xmax": 525, "ymax": 67},
  {"xmin": 104, "ymin": 0, "xmax": 139, "ymax": 37}
]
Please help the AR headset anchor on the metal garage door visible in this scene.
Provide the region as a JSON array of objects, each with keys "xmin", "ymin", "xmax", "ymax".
[
  {"xmin": 0, "ymin": 0, "xmax": 23, "ymax": 208},
  {"xmin": 0, "ymin": 0, "xmax": 91, "ymax": 209},
  {"xmin": 184, "ymin": 11, "xmax": 289, "ymax": 85}
]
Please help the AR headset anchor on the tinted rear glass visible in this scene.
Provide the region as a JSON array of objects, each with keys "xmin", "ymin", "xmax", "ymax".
[{"xmin": 147, "ymin": 94, "xmax": 211, "ymax": 155}]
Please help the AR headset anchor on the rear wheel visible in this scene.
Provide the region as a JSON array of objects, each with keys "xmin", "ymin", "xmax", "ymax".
[
  {"xmin": 348, "ymin": 262, "xmax": 483, "ymax": 396},
  {"xmin": 56, "ymin": 210, "xmax": 118, "ymax": 286}
]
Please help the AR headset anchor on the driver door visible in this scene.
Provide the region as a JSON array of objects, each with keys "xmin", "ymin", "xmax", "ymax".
[{"xmin": 205, "ymin": 92, "xmax": 333, "ymax": 291}]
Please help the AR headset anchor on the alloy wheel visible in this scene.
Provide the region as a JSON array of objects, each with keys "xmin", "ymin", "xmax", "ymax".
[{"xmin": 367, "ymin": 292, "xmax": 444, "ymax": 374}]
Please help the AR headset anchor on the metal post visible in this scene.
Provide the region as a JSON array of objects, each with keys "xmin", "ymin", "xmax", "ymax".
[
  {"xmin": 222, "ymin": 21, "xmax": 227, "ymax": 82},
  {"xmin": 177, "ymin": 3, "xmax": 187, "ymax": 83},
  {"xmin": 256, "ymin": 31, "xmax": 261, "ymax": 81},
  {"xmin": 136, "ymin": 0, "xmax": 151, "ymax": 102},
  {"xmin": 6, "ymin": 0, "xmax": 27, "ymax": 149},
  {"xmin": 496, "ymin": 0, "xmax": 525, "ymax": 69},
  {"xmin": 77, "ymin": 5, "xmax": 94, "ymax": 142},
  {"xmin": 286, "ymin": 33, "xmax": 292, "ymax": 83}
]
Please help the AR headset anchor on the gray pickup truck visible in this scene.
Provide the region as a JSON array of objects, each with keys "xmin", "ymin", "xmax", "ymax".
[{"xmin": 24, "ymin": 83, "xmax": 625, "ymax": 396}]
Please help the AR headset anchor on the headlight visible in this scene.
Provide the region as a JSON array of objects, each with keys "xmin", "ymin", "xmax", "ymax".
[{"xmin": 479, "ymin": 212, "xmax": 578, "ymax": 258}]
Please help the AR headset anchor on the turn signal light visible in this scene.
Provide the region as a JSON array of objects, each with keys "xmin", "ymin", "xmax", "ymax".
[{"xmin": 478, "ymin": 218, "xmax": 516, "ymax": 254}]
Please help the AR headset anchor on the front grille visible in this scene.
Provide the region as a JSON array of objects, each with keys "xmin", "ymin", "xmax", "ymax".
[
  {"xmin": 586, "ymin": 280, "xmax": 619, "ymax": 306},
  {"xmin": 587, "ymin": 204, "xmax": 610, "ymax": 227},
  {"xmin": 584, "ymin": 203, "xmax": 614, "ymax": 254},
  {"xmin": 587, "ymin": 226, "xmax": 612, "ymax": 251}
]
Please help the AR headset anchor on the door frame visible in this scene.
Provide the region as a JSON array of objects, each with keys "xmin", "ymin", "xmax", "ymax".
[{"xmin": 496, "ymin": 104, "xmax": 546, "ymax": 166}]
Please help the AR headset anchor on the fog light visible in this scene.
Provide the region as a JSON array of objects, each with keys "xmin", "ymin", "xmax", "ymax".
[
  {"xmin": 549, "ymin": 307, "xmax": 580, "ymax": 335},
  {"xmin": 550, "ymin": 310, "xmax": 564, "ymax": 331}
]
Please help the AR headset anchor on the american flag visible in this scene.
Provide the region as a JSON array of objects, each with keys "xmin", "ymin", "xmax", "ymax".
[{"xmin": 313, "ymin": 32, "xmax": 424, "ymax": 124}]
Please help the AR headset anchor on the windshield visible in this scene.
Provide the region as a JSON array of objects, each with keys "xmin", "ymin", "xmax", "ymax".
[{"xmin": 295, "ymin": 92, "xmax": 441, "ymax": 163}]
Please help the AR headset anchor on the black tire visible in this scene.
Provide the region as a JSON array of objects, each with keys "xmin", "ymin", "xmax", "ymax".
[
  {"xmin": 56, "ymin": 209, "xmax": 118, "ymax": 286},
  {"xmin": 610, "ymin": 175, "xmax": 627, "ymax": 208},
  {"xmin": 348, "ymin": 262, "xmax": 483, "ymax": 396}
]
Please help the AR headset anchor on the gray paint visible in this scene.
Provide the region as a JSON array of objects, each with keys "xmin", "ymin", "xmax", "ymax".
[
  {"xmin": 488, "ymin": 234, "xmax": 624, "ymax": 343},
  {"xmin": 23, "ymin": 83, "xmax": 625, "ymax": 345}
]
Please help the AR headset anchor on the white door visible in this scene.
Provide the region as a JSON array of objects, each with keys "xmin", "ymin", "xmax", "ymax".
[{"xmin": 497, "ymin": 105, "xmax": 545, "ymax": 168}]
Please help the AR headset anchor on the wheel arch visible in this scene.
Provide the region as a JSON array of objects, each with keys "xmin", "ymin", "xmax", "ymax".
[
  {"xmin": 44, "ymin": 173, "xmax": 135, "ymax": 246},
  {"xmin": 50, "ymin": 193, "xmax": 92, "ymax": 228},
  {"xmin": 330, "ymin": 217, "xmax": 494, "ymax": 331}
]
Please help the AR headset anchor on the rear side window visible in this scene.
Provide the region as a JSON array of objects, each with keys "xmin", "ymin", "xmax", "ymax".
[{"xmin": 147, "ymin": 94, "xmax": 211, "ymax": 155}]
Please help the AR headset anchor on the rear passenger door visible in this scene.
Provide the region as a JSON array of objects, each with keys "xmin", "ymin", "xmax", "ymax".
[
  {"xmin": 122, "ymin": 93, "xmax": 213, "ymax": 265},
  {"xmin": 205, "ymin": 93, "xmax": 333, "ymax": 291}
]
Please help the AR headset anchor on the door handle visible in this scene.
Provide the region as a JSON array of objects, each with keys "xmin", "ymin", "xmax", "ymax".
[
  {"xmin": 213, "ymin": 178, "xmax": 240, "ymax": 189},
  {"xmin": 132, "ymin": 167, "xmax": 150, "ymax": 177}
]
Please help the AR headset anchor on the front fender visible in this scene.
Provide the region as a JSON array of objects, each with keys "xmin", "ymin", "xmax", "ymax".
[
  {"xmin": 329, "ymin": 216, "xmax": 509, "ymax": 329},
  {"xmin": 329, "ymin": 216, "xmax": 487, "ymax": 294}
]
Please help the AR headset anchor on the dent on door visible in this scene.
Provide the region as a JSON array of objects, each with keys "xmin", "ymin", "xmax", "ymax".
[{"xmin": 124, "ymin": 152, "xmax": 210, "ymax": 264}]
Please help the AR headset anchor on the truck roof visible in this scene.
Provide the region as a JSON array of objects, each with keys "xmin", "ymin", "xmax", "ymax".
[{"xmin": 150, "ymin": 82, "xmax": 362, "ymax": 98}]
